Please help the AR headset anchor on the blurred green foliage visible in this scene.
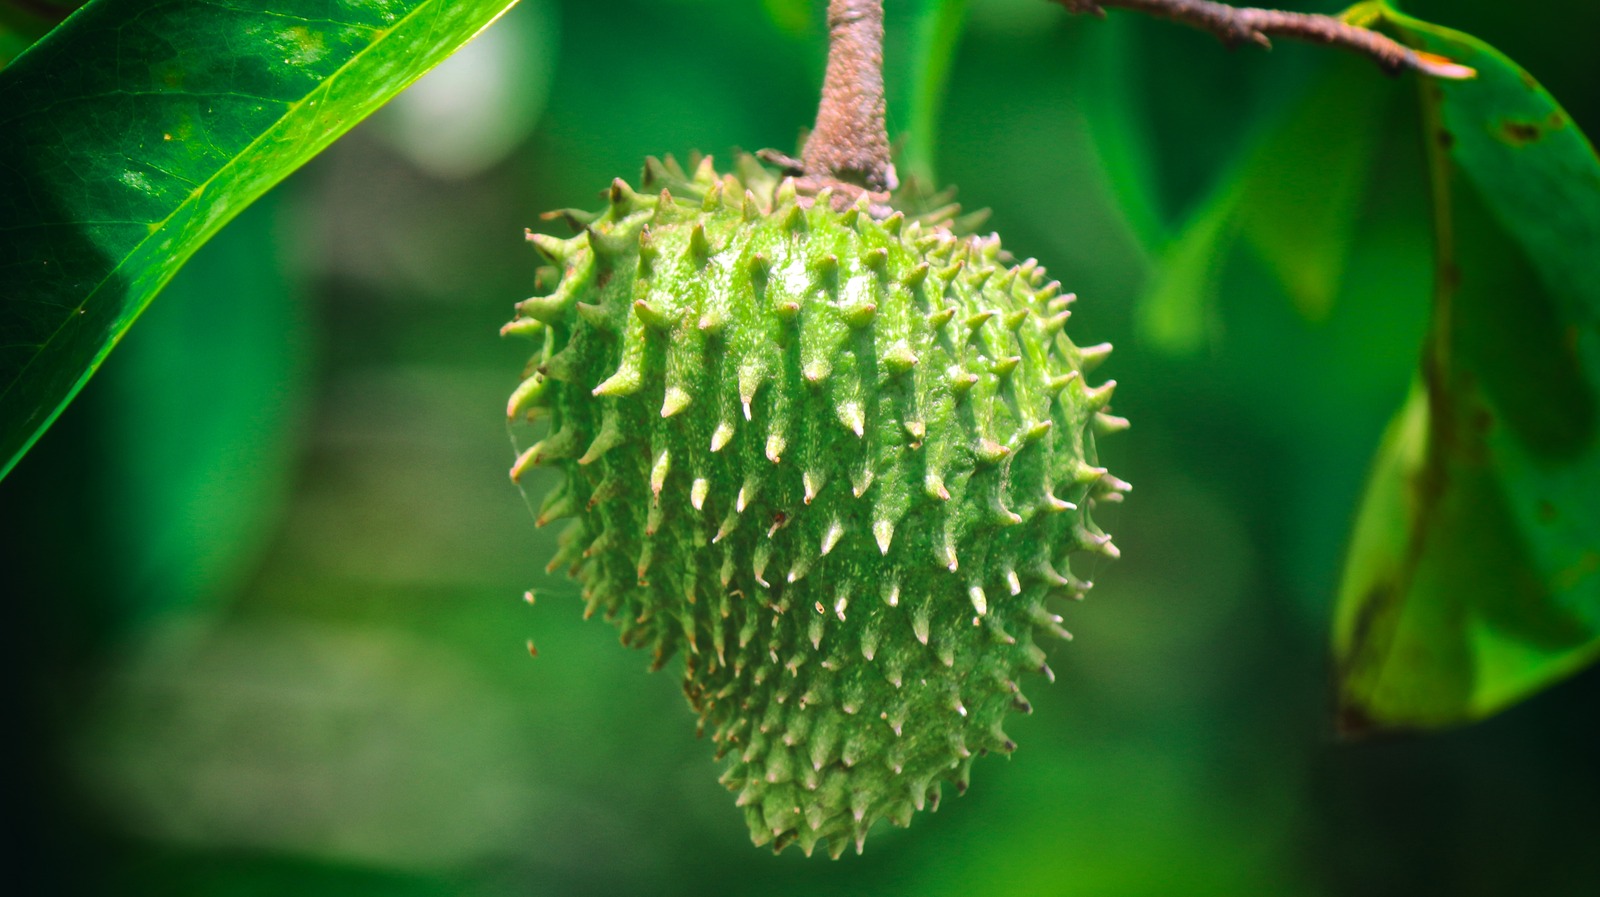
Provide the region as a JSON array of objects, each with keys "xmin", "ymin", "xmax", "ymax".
[
  {"xmin": 1134, "ymin": 54, "xmax": 1393, "ymax": 349},
  {"xmin": 3, "ymin": 1, "xmax": 1598, "ymax": 895}
]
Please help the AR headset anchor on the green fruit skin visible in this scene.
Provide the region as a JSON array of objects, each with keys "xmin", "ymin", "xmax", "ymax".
[{"xmin": 505, "ymin": 155, "xmax": 1126, "ymax": 858}]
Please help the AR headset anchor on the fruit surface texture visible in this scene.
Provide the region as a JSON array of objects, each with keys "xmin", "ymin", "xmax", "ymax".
[{"xmin": 504, "ymin": 155, "xmax": 1126, "ymax": 857}]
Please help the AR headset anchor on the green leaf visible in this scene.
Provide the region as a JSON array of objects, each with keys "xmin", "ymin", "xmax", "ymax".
[
  {"xmin": 1134, "ymin": 57, "xmax": 1392, "ymax": 353},
  {"xmin": 0, "ymin": 0, "xmax": 522, "ymax": 482},
  {"xmin": 902, "ymin": 0, "xmax": 972, "ymax": 186},
  {"xmin": 1334, "ymin": 3, "xmax": 1600, "ymax": 731}
]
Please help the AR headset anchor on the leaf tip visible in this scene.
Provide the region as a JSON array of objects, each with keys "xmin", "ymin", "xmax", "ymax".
[{"xmin": 1414, "ymin": 51, "xmax": 1476, "ymax": 81}]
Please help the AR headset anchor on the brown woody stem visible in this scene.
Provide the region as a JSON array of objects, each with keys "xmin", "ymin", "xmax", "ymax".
[
  {"xmin": 800, "ymin": 0, "xmax": 897, "ymax": 200},
  {"xmin": 1055, "ymin": 0, "xmax": 1475, "ymax": 79}
]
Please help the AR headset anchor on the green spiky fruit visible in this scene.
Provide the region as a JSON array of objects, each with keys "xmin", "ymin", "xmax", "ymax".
[{"xmin": 504, "ymin": 154, "xmax": 1126, "ymax": 857}]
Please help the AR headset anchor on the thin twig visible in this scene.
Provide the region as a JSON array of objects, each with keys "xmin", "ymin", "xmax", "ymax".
[
  {"xmin": 799, "ymin": 0, "xmax": 897, "ymax": 201},
  {"xmin": 1055, "ymin": 0, "xmax": 1475, "ymax": 79}
]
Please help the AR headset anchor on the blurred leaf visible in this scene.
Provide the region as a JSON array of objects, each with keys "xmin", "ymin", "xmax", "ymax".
[
  {"xmin": 1134, "ymin": 57, "xmax": 1391, "ymax": 353},
  {"xmin": 79, "ymin": 619, "xmax": 539, "ymax": 870},
  {"xmin": 0, "ymin": 0, "xmax": 524, "ymax": 482},
  {"xmin": 760, "ymin": 0, "xmax": 812, "ymax": 38},
  {"xmin": 109, "ymin": 848, "xmax": 460, "ymax": 897},
  {"xmin": 1077, "ymin": 15, "xmax": 1166, "ymax": 253},
  {"xmin": 1235, "ymin": 65, "xmax": 1390, "ymax": 320},
  {"xmin": 1136, "ymin": 188, "xmax": 1237, "ymax": 353},
  {"xmin": 903, "ymin": 0, "xmax": 971, "ymax": 186},
  {"xmin": 1335, "ymin": 3, "xmax": 1600, "ymax": 731},
  {"xmin": 101, "ymin": 191, "xmax": 308, "ymax": 625}
]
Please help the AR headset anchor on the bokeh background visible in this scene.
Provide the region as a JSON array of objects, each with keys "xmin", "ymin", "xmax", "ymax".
[{"xmin": 5, "ymin": 0, "xmax": 1598, "ymax": 894}]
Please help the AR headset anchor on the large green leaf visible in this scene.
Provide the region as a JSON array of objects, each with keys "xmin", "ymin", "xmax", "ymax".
[
  {"xmin": 1334, "ymin": 2, "xmax": 1600, "ymax": 731},
  {"xmin": 0, "ymin": 0, "xmax": 522, "ymax": 482}
]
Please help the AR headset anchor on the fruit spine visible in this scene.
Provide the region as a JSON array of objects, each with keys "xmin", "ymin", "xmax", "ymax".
[{"xmin": 505, "ymin": 154, "xmax": 1126, "ymax": 857}]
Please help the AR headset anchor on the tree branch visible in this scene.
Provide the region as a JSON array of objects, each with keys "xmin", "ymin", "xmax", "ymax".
[
  {"xmin": 1055, "ymin": 0, "xmax": 1475, "ymax": 79},
  {"xmin": 799, "ymin": 0, "xmax": 897, "ymax": 201}
]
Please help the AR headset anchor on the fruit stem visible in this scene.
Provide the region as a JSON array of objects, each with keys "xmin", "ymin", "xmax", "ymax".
[
  {"xmin": 1053, "ymin": 0, "xmax": 1474, "ymax": 79},
  {"xmin": 801, "ymin": 0, "xmax": 897, "ymax": 202}
]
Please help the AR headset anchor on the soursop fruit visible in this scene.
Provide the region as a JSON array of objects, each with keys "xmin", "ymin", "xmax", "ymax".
[{"xmin": 504, "ymin": 154, "xmax": 1126, "ymax": 857}]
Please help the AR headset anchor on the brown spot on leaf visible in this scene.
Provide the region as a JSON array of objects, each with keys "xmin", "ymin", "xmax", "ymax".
[
  {"xmin": 1441, "ymin": 262, "xmax": 1462, "ymax": 291},
  {"xmin": 1336, "ymin": 700, "xmax": 1379, "ymax": 740},
  {"xmin": 1436, "ymin": 129, "xmax": 1455, "ymax": 150},
  {"xmin": 1556, "ymin": 553, "xmax": 1600, "ymax": 592},
  {"xmin": 1499, "ymin": 119, "xmax": 1545, "ymax": 146},
  {"xmin": 1337, "ymin": 699, "xmax": 1425, "ymax": 742},
  {"xmin": 1470, "ymin": 405, "xmax": 1494, "ymax": 437}
]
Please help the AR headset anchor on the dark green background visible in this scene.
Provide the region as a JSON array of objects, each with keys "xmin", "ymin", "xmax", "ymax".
[{"xmin": 4, "ymin": 0, "xmax": 1597, "ymax": 894}]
